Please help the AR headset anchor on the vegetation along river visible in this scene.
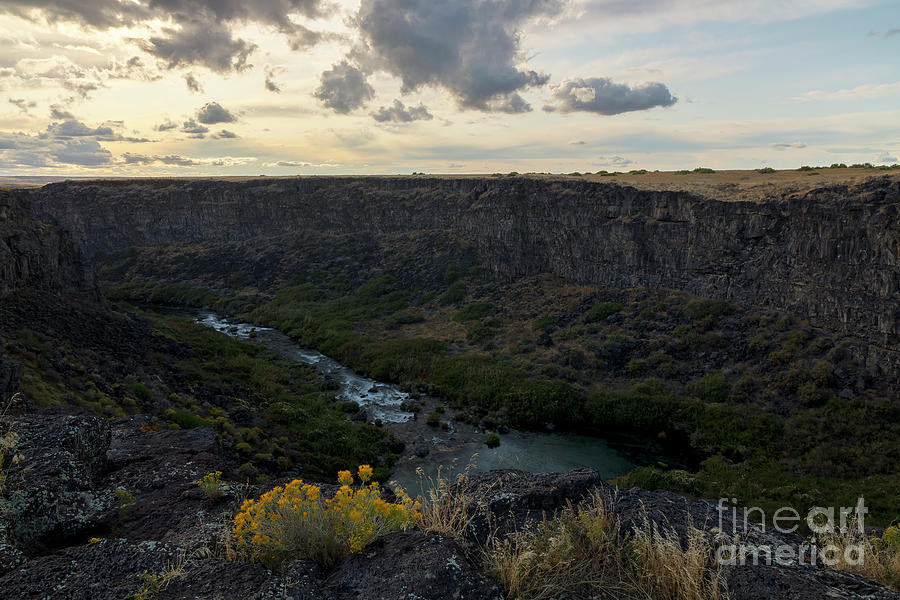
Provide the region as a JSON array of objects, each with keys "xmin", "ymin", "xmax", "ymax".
[{"xmin": 196, "ymin": 311, "xmax": 641, "ymax": 493}]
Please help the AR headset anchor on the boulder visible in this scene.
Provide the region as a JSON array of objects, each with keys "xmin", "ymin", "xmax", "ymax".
[
  {"xmin": 323, "ymin": 531, "xmax": 502, "ymax": 600},
  {"xmin": 0, "ymin": 414, "xmax": 112, "ymax": 556}
]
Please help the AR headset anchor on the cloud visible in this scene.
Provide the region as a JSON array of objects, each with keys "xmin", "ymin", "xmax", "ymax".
[
  {"xmin": 1, "ymin": 0, "xmax": 330, "ymax": 73},
  {"xmin": 62, "ymin": 79, "xmax": 100, "ymax": 99},
  {"xmin": 184, "ymin": 72, "xmax": 203, "ymax": 93},
  {"xmin": 796, "ymin": 81, "xmax": 900, "ymax": 101},
  {"xmin": 371, "ymin": 100, "xmax": 433, "ymax": 123},
  {"xmin": 593, "ymin": 155, "xmax": 633, "ymax": 168},
  {"xmin": 262, "ymin": 160, "xmax": 340, "ymax": 167},
  {"xmin": 46, "ymin": 120, "xmax": 114, "ymax": 138},
  {"xmin": 772, "ymin": 142, "xmax": 806, "ymax": 150},
  {"xmin": 0, "ymin": 130, "xmax": 112, "ymax": 168},
  {"xmin": 569, "ymin": 140, "xmax": 586, "ymax": 145},
  {"xmin": 121, "ymin": 152, "xmax": 257, "ymax": 167},
  {"xmin": 213, "ymin": 129, "xmax": 238, "ymax": 139},
  {"xmin": 877, "ymin": 152, "xmax": 898, "ymax": 163},
  {"xmin": 196, "ymin": 102, "xmax": 236, "ymax": 124},
  {"xmin": 9, "ymin": 98, "xmax": 35, "ymax": 113},
  {"xmin": 264, "ymin": 65, "xmax": 284, "ymax": 93},
  {"xmin": 181, "ymin": 118, "xmax": 209, "ymax": 138},
  {"xmin": 350, "ymin": 0, "xmax": 563, "ymax": 112},
  {"xmin": 868, "ymin": 28, "xmax": 900, "ymax": 37},
  {"xmin": 314, "ymin": 61, "xmax": 374, "ymax": 114},
  {"xmin": 154, "ymin": 119, "xmax": 178, "ymax": 132},
  {"xmin": 49, "ymin": 104, "xmax": 76, "ymax": 120},
  {"xmin": 544, "ymin": 77, "xmax": 677, "ymax": 115},
  {"xmin": 141, "ymin": 21, "xmax": 255, "ymax": 73}
]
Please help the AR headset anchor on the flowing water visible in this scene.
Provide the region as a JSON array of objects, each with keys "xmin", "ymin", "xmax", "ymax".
[{"xmin": 194, "ymin": 311, "xmax": 638, "ymax": 490}]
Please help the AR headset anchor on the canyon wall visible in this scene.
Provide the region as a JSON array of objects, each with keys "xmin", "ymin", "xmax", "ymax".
[
  {"xmin": 23, "ymin": 176, "xmax": 899, "ymax": 370},
  {"xmin": 0, "ymin": 190, "xmax": 86, "ymax": 299}
]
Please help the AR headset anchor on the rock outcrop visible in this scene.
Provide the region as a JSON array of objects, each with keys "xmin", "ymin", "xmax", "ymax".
[
  {"xmin": 23, "ymin": 176, "xmax": 899, "ymax": 373},
  {"xmin": 2, "ymin": 414, "xmax": 899, "ymax": 600},
  {"xmin": 0, "ymin": 189, "xmax": 86, "ymax": 299}
]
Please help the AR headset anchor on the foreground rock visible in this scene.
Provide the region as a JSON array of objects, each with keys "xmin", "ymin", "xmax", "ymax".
[
  {"xmin": 463, "ymin": 469, "xmax": 900, "ymax": 600},
  {"xmin": 2, "ymin": 415, "xmax": 898, "ymax": 599},
  {"xmin": 323, "ymin": 531, "xmax": 502, "ymax": 600}
]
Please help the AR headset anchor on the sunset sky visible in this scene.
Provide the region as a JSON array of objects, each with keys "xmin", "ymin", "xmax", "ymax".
[{"xmin": 1, "ymin": 0, "xmax": 898, "ymax": 176}]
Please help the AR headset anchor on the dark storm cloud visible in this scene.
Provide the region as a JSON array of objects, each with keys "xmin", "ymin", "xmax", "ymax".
[
  {"xmin": 371, "ymin": 100, "xmax": 433, "ymax": 123},
  {"xmin": 351, "ymin": 0, "xmax": 563, "ymax": 112},
  {"xmin": 543, "ymin": 77, "xmax": 677, "ymax": 115},
  {"xmin": 184, "ymin": 72, "xmax": 203, "ymax": 93},
  {"xmin": 196, "ymin": 102, "xmax": 236, "ymax": 124},
  {"xmin": 1, "ymin": 0, "xmax": 329, "ymax": 73},
  {"xmin": 314, "ymin": 61, "xmax": 374, "ymax": 114}
]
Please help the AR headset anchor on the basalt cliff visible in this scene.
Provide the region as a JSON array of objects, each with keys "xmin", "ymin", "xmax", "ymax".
[{"xmin": 23, "ymin": 175, "xmax": 900, "ymax": 374}]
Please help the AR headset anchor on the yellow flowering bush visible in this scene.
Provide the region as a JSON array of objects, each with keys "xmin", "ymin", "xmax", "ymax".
[
  {"xmin": 198, "ymin": 471, "xmax": 225, "ymax": 500},
  {"xmin": 233, "ymin": 464, "xmax": 421, "ymax": 568}
]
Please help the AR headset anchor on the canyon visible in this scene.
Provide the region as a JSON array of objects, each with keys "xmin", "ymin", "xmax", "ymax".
[{"xmin": 22, "ymin": 175, "xmax": 899, "ymax": 375}]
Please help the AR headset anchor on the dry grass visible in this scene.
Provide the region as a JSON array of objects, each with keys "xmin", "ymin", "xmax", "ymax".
[
  {"xmin": 415, "ymin": 464, "xmax": 480, "ymax": 540},
  {"xmin": 631, "ymin": 514, "xmax": 729, "ymax": 600},
  {"xmin": 486, "ymin": 490, "xmax": 728, "ymax": 600},
  {"xmin": 818, "ymin": 520, "xmax": 900, "ymax": 591},
  {"xmin": 0, "ymin": 393, "xmax": 22, "ymax": 494}
]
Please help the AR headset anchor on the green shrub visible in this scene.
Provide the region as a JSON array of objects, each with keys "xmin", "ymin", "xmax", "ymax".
[
  {"xmin": 683, "ymin": 299, "xmax": 736, "ymax": 321},
  {"xmin": 453, "ymin": 302, "xmax": 492, "ymax": 322},
  {"xmin": 167, "ymin": 410, "xmax": 210, "ymax": 429},
  {"xmin": 626, "ymin": 359, "xmax": 647, "ymax": 377},
  {"xmin": 386, "ymin": 309, "xmax": 425, "ymax": 328},
  {"xmin": 440, "ymin": 281, "xmax": 467, "ymax": 306},
  {"xmin": 485, "ymin": 433, "xmax": 501, "ymax": 448},
  {"xmin": 127, "ymin": 382, "xmax": 153, "ymax": 402},
  {"xmin": 533, "ymin": 315, "xmax": 555, "ymax": 330},
  {"xmin": 586, "ymin": 302, "xmax": 623, "ymax": 323},
  {"xmin": 756, "ymin": 167, "xmax": 776, "ymax": 174},
  {"xmin": 466, "ymin": 321, "xmax": 497, "ymax": 346},
  {"xmin": 693, "ymin": 167, "xmax": 716, "ymax": 173},
  {"xmin": 686, "ymin": 371, "xmax": 731, "ymax": 403},
  {"xmin": 443, "ymin": 264, "xmax": 461, "ymax": 284}
]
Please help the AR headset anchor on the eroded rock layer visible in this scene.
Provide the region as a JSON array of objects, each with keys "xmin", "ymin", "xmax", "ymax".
[{"xmin": 24, "ymin": 176, "xmax": 899, "ymax": 372}]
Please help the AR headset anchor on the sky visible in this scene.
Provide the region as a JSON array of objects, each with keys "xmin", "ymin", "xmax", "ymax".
[{"xmin": 0, "ymin": 0, "xmax": 898, "ymax": 176}]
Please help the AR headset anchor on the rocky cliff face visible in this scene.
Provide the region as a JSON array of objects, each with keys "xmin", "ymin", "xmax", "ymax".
[
  {"xmin": 0, "ymin": 189, "xmax": 86, "ymax": 299},
  {"xmin": 1, "ymin": 190, "xmax": 89, "ymax": 400},
  {"xmin": 3, "ymin": 414, "xmax": 899, "ymax": 599},
  {"xmin": 24, "ymin": 176, "xmax": 899, "ymax": 372}
]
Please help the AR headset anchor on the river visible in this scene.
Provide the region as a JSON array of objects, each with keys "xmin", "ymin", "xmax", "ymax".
[{"xmin": 195, "ymin": 311, "xmax": 640, "ymax": 492}]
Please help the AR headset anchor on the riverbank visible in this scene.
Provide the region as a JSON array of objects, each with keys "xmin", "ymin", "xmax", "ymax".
[{"xmin": 189, "ymin": 310, "xmax": 642, "ymax": 493}]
